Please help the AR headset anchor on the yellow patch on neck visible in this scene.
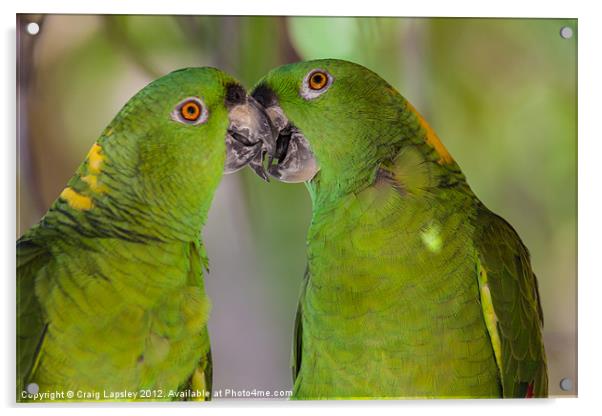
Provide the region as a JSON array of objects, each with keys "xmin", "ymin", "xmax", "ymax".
[
  {"xmin": 81, "ymin": 174, "xmax": 108, "ymax": 193},
  {"xmin": 86, "ymin": 143, "xmax": 105, "ymax": 174},
  {"xmin": 82, "ymin": 143, "xmax": 108, "ymax": 194},
  {"xmin": 406, "ymin": 101, "xmax": 454, "ymax": 165},
  {"xmin": 60, "ymin": 187, "xmax": 93, "ymax": 211}
]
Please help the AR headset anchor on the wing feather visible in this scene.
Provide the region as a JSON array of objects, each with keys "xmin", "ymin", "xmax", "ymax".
[
  {"xmin": 16, "ymin": 229, "xmax": 52, "ymax": 397},
  {"xmin": 475, "ymin": 207, "xmax": 548, "ymax": 397},
  {"xmin": 291, "ymin": 266, "xmax": 310, "ymax": 385}
]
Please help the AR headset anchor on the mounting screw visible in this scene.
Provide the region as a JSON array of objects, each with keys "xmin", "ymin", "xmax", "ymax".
[
  {"xmin": 26, "ymin": 382, "xmax": 39, "ymax": 395},
  {"xmin": 26, "ymin": 22, "xmax": 40, "ymax": 36},
  {"xmin": 559, "ymin": 377, "xmax": 573, "ymax": 391},
  {"xmin": 560, "ymin": 26, "xmax": 573, "ymax": 39}
]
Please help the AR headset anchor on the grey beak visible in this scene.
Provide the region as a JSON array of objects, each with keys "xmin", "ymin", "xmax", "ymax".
[
  {"xmin": 251, "ymin": 83, "xmax": 319, "ymax": 183},
  {"xmin": 225, "ymin": 96, "xmax": 276, "ymax": 181}
]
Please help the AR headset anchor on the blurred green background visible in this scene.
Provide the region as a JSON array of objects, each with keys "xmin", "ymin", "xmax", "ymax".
[{"xmin": 17, "ymin": 15, "xmax": 577, "ymax": 398}]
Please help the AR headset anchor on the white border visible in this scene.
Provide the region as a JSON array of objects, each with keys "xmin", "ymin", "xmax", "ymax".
[
  {"xmin": 3, "ymin": 1, "xmax": 600, "ymax": 415},
  {"xmin": 10, "ymin": 0, "xmax": 584, "ymax": 18}
]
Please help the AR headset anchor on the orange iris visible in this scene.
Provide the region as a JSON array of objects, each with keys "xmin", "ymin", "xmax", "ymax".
[
  {"xmin": 181, "ymin": 101, "xmax": 201, "ymax": 121},
  {"xmin": 309, "ymin": 71, "xmax": 328, "ymax": 90}
]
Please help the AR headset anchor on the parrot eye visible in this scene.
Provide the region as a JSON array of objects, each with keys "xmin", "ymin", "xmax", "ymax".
[
  {"xmin": 300, "ymin": 69, "xmax": 333, "ymax": 100},
  {"xmin": 309, "ymin": 72, "xmax": 328, "ymax": 90},
  {"xmin": 171, "ymin": 97, "xmax": 208, "ymax": 125}
]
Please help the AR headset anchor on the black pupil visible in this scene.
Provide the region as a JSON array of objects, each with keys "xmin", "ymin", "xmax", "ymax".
[
  {"xmin": 186, "ymin": 104, "xmax": 197, "ymax": 115},
  {"xmin": 313, "ymin": 74, "xmax": 323, "ymax": 84}
]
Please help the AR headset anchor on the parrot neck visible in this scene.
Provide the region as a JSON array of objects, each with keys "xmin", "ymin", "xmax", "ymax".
[
  {"xmin": 305, "ymin": 153, "xmax": 478, "ymax": 299},
  {"xmin": 304, "ymin": 143, "xmax": 476, "ymax": 298},
  {"xmin": 307, "ymin": 141, "xmax": 468, "ymax": 216},
  {"xmin": 302, "ymin": 97, "xmax": 465, "ymax": 210},
  {"xmin": 42, "ymin": 132, "xmax": 221, "ymax": 244}
]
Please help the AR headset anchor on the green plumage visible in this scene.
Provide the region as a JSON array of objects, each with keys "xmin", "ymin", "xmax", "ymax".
[
  {"xmin": 254, "ymin": 59, "xmax": 547, "ymax": 399},
  {"xmin": 17, "ymin": 68, "xmax": 243, "ymax": 401}
]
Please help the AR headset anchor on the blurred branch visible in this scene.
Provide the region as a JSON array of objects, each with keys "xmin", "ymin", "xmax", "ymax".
[
  {"xmin": 216, "ymin": 16, "xmax": 242, "ymax": 75},
  {"xmin": 173, "ymin": 15, "xmax": 214, "ymax": 62},
  {"xmin": 400, "ymin": 19, "xmax": 428, "ymax": 112},
  {"xmin": 102, "ymin": 16, "xmax": 162, "ymax": 79},
  {"xmin": 17, "ymin": 13, "xmax": 48, "ymax": 219},
  {"xmin": 278, "ymin": 17, "xmax": 302, "ymax": 64}
]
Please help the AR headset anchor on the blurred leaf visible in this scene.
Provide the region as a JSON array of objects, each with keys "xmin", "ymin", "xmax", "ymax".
[{"xmin": 288, "ymin": 17, "xmax": 360, "ymax": 61}]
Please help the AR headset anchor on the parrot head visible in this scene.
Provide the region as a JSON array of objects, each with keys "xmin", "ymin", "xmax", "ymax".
[
  {"xmin": 119, "ymin": 67, "xmax": 273, "ymax": 181},
  {"xmin": 63, "ymin": 67, "xmax": 274, "ymax": 239},
  {"xmin": 251, "ymin": 59, "xmax": 445, "ymax": 191}
]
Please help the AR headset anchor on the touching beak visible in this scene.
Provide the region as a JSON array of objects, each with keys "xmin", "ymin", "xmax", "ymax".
[
  {"xmin": 251, "ymin": 84, "xmax": 319, "ymax": 183},
  {"xmin": 225, "ymin": 95, "xmax": 276, "ymax": 181}
]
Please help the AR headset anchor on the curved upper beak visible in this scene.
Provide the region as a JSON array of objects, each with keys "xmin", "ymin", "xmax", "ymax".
[
  {"xmin": 250, "ymin": 84, "xmax": 320, "ymax": 183},
  {"xmin": 225, "ymin": 94, "xmax": 276, "ymax": 181}
]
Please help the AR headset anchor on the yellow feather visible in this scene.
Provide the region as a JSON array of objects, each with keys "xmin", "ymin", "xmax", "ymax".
[
  {"xmin": 59, "ymin": 187, "xmax": 93, "ymax": 211},
  {"xmin": 81, "ymin": 174, "xmax": 107, "ymax": 194},
  {"xmin": 189, "ymin": 368, "xmax": 209, "ymax": 401},
  {"xmin": 86, "ymin": 143, "xmax": 104, "ymax": 174},
  {"xmin": 406, "ymin": 101, "xmax": 454, "ymax": 165},
  {"xmin": 477, "ymin": 260, "xmax": 503, "ymax": 377}
]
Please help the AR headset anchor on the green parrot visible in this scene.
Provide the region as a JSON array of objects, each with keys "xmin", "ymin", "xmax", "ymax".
[
  {"xmin": 17, "ymin": 67, "xmax": 272, "ymax": 402},
  {"xmin": 251, "ymin": 59, "xmax": 548, "ymax": 399}
]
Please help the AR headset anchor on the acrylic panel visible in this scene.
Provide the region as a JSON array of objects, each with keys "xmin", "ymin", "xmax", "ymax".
[{"xmin": 16, "ymin": 14, "xmax": 577, "ymax": 401}]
